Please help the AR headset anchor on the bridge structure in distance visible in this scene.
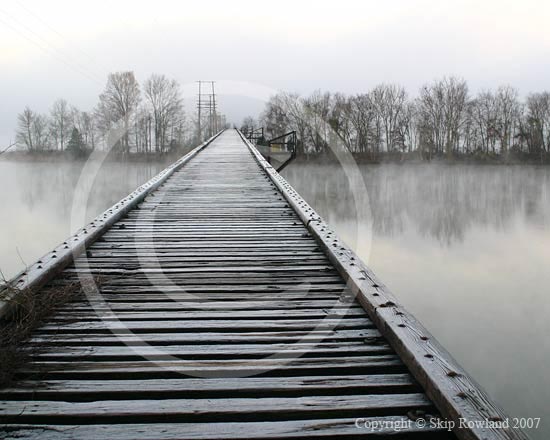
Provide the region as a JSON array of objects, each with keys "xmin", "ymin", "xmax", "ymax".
[{"xmin": 0, "ymin": 130, "xmax": 526, "ymax": 440}]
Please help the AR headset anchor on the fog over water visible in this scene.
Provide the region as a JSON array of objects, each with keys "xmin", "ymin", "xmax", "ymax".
[
  {"xmin": 0, "ymin": 156, "xmax": 548, "ymax": 438},
  {"xmin": 0, "ymin": 158, "xmax": 168, "ymax": 280},
  {"xmin": 283, "ymin": 162, "xmax": 550, "ymax": 440}
]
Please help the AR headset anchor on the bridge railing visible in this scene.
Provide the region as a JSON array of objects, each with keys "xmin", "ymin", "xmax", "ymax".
[{"xmin": 246, "ymin": 128, "xmax": 297, "ymax": 172}]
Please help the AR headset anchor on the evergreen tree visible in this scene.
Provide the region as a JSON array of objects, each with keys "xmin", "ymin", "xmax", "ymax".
[{"xmin": 66, "ymin": 127, "xmax": 86, "ymax": 156}]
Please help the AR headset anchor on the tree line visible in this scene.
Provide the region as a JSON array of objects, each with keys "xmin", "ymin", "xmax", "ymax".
[
  {"xmin": 15, "ymin": 72, "xmax": 189, "ymax": 156},
  {"xmin": 259, "ymin": 77, "xmax": 550, "ymax": 162}
]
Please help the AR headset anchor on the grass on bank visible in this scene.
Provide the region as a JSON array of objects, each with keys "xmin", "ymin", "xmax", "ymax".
[{"xmin": 0, "ymin": 281, "xmax": 85, "ymax": 388}]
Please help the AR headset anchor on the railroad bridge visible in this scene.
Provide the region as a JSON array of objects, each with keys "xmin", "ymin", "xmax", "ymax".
[{"xmin": 0, "ymin": 130, "xmax": 525, "ymax": 439}]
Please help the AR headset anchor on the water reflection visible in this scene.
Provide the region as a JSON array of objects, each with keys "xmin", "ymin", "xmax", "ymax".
[
  {"xmin": 284, "ymin": 163, "xmax": 550, "ymax": 245},
  {"xmin": 0, "ymin": 159, "xmax": 167, "ymax": 280},
  {"xmin": 283, "ymin": 162, "xmax": 550, "ymax": 440}
]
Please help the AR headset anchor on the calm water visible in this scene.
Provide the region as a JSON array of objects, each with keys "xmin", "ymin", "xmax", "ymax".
[
  {"xmin": 0, "ymin": 157, "xmax": 548, "ymax": 438},
  {"xmin": 0, "ymin": 158, "xmax": 168, "ymax": 281},
  {"xmin": 283, "ymin": 162, "xmax": 550, "ymax": 440}
]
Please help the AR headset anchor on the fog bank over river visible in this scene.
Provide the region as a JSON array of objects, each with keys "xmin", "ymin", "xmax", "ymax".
[
  {"xmin": 0, "ymin": 158, "xmax": 167, "ymax": 280},
  {"xmin": 283, "ymin": 162, "xmax": 550, "ymax": 440}
]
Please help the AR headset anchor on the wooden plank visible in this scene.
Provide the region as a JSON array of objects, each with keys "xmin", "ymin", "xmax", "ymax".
[
  {"xmin": 49, "ymin": 309, "xmax": 366, "ymax": 321},
  {"xmin": 1, "ymin": 416, "xmax": 454, "ymax": 440},
  {"xmin": 0, "ymin": 393, "xmax": 433, "ymax": 423},
  {"xmin": 74, "ymin": 256, "xmax": 330, "ymax": 264},
  {"xmin": 20, "ymin": 355, "xmax": 405, "ymax": 379},
  {"xmin": 56, "ymin": 273, "xmax": 343, "ymax": 283},
  {"xmin": 29, "ymin": 329, "xmax": 380, "ymax": 345},
  {"xmin": 56, "ymin": 293, "xmax": 347, "ymax": 302},
  {"xmin": 31, "ymin": 342, "xmax": 392, "ymax": 361},
  {"xmin": 0, "ymin": 374, "xmax": 418, "ymax": 401},
  {"xmin": 62, "ymin": 265, "xmax": 334, "ymax": 274},
  {"xmin": 36, "ymin": 318, "xmax": 374, "ymax": 333},
  {"xmin": 54, "ymin": 299, "xmax": 358, "ymax": 310},
  {"xmin": 87, "ymin": 242, "xmax": 319, "ymax": 249}
]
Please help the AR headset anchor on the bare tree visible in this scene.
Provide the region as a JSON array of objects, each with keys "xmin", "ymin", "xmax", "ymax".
[
  {"xmin": 50, "ymin": 99, "xmax": 71, "ymax": 151},
  {"xmin": 419, "ymin": 77, "xmax": 468, "ymax": 159},
  {"xmin": 16, "ymin": 108, "xmax": 51, "ymax": 152},
  {"xmin": 525, "ymin": 92, "xmax": 550, "ymax": 156},
  {"xmin": 81, "ymin": 111, "xmax": 96, "ymax": 150},
  {"xmin": 32, "ymin": 114, "xmax": 50, "ymax": 150},
  {"xmin": 143, "ymin": 74, "xmax": 183, "ymax": 153},
  {"xmin": 470, "ymin": 91, "xmax": 498, "ymax": 154},
  {"xmin": 396, "ymin": 101, "xmax": 419, "ymax": 153},
  {"xmin": 261, "ymin": 94, "xmax": 292, "ymax": 139},
  {"xmin": 96, "ymin": 71, "xmax": 141, "ymax": 153},
  {"xmin": 495, "ymin": 86, "xmax": 520, "ymax": 158},
  {"xmin": 418, "ymin": 83, "xmax": 445, "ymax": 157},
  {"xmin": 135, "ymin": 106, "xmax": 151, "ymax": 153},
  {"xmin": 328, "ymin": 93, "xmax": 355, "ymax": 151},
  {"xmin": 70, "ymin": 109, "xmax": 97, "ymax": 151},
  {"xmin": 303, "ymin": 90, "xmax": 331, "ymax": 153},
  {"xmin": 442, "ymin": 77, "xmax": 469, "ymax": 158},
  {"xmin": 351, "ymin": 94, "xmax": 377, "ymax": 155},
  {"xmin": 240, "ymin": 116, "xmax": 256, "ymax": 135},
  {"xmin": 170, "ymin": 110, "xmax": 188, "ymax": 150},
  {"xmin": 262, "ymin": 93, "xmax": 309, "ymax": 155},
  {"xmin": 371, "ymin": 84, "xmax": 407, "ymax": 152},
  {"xmin": 16, "ymin": 107, "xmax": 36, "ymax": 151}
]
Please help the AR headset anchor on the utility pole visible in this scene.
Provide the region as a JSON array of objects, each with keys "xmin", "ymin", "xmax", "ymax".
[
  {"xmin": 196, "ymin": 81, "xmax": 217, "ymax": 141},
  {"xmin": 197, "ymin": 81, "xmax": 202, "ymax": 142},
  {"xmin": 211, "ymin": 81, "xmax": 217, "ymax": 134}
]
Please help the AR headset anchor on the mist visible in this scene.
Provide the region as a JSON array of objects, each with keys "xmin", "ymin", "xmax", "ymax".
[{"xmin": 0, "ymin": 158, "xmax": 168, "ymax": 279}]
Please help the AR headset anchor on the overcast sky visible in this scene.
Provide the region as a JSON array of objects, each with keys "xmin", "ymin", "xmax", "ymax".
[{"xmin": 1, "ymin": 0, "xmax": 550, "ymax": 145}]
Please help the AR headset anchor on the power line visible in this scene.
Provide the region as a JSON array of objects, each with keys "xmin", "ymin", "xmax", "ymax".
[
  {"xmin": 14, "ymin": 0, "xmax": 111, "ymax": 77},
  {"xmin": 0, "ymin": 7, "xmax": 103, "ymax": 85}
]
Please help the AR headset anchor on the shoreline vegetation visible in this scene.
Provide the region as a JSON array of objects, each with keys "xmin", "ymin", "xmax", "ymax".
[
  {"xmin": 10, "ymin": 73, "xmax": 550, "ymax": 165},
  {"xmin": 244, "ymin": 77, "xmax": 550, "ymax": 165},
  {"xmin": 4, "ymin": 145, "xmax": 550, "ymax": 166},
  {"xmin": 10, "ymin": 71, "xmax": 226, "ymax": 160}
]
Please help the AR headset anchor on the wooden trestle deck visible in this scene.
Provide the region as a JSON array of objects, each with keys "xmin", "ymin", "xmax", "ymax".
[{"xmin": 0, "ymin": 130, "xmax": 525, "ymax": 439}]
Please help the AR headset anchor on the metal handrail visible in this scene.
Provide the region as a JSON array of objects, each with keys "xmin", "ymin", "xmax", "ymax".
[
  {"xmin": 268, "ymin": 131, "xmax": 297, "ymax": 172},
  {"xmin": 244, "ymin": 127, "xmax": 264, "ymax": 143}
]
